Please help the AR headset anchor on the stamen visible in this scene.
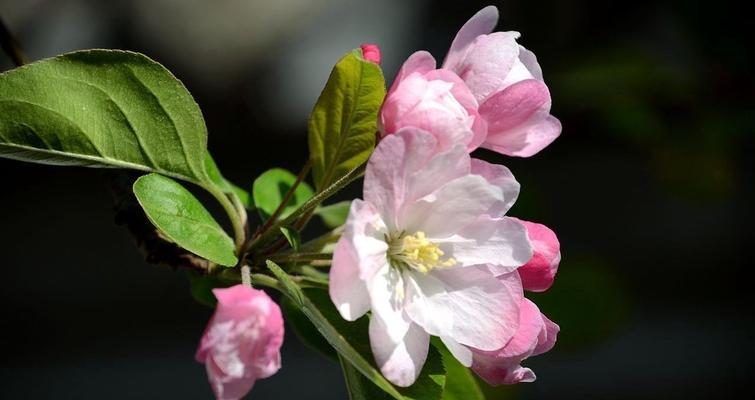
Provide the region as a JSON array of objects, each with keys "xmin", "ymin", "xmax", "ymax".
[{"xmin": 386, "ymin": 231, "xmax": 456, "ymax": 273}]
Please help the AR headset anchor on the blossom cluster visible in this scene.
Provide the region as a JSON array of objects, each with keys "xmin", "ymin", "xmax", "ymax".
[
  {"xmin": 193, "ymin": 5, "xmax": 562, "ymax": 398},
  {"xmin": 331, "ymin": 6, "xmax": 562, "ymax": 387}
]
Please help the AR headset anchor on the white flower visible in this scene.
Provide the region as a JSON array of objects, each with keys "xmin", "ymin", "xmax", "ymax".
[{"xmin": 329, "ymin": 128, "xmax": 532, "ymax": 386}]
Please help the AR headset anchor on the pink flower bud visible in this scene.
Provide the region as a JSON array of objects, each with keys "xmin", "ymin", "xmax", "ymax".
[
  {"xmin": 360, "ymin": 43, "xmax": 381, "ymax": 64},
  {"xmin": 514, "ymin": 218, "xmax": 561, "ymax": 292},
  {"xmin": 379, "ymin": 51, "xmax": 487, "ymax": 152},
  {"xmin": 195, "ymin": 285, "xmax": 284, "ymax": 400}
]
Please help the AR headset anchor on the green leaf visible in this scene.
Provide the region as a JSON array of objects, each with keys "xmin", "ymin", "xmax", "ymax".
[
  {"xmin": 315, "ymin": 200, "xmax": 351, "ymax": 228},
  {"xmin": 280, "ymin": 285, "xmax": 445, "ymax": 400},
  {"xmin": 204, "ymin": 153, "xmax": 251, "ymax": 208},
  {"xmin": 308, "ymin": 49, "xmax": 385, "ymax": 191},
  {"xmin": 434, "ymin": 340, "xmax": 485, "ymax": 400},
  {"xmin": 253, "ymin": 168, "xmax": 314, "ymax": 220},
  {"xmin": 0, "ymin": 49, "xmax": 210, "ymax": 184},
  {"xmin": 280, "ymin": 226, "xmax": 301, "ymax": 251},
  {"xmin": 133, "ymin": 173, "xmax": 238, "ymax": 266}
]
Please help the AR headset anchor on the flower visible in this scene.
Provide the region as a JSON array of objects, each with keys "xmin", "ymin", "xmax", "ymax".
[
  {"xmin": 360, "ymin": 43, "xmax": 382, "ymax": 64},
  {"xmin": 442, "ymin": 6, "xmax": 561, "ymax": 157},
  {"xmin": 196, "ymin": 285, "xmax": 284, "ymax": 400},
  {"xmin": 470, "ymin": 274, "xmax": 560, "ymax": 385},
  {"xmin": 379, "ymin": 51, "xmax": 487, "ymax": 151},
  {"xmin": 329, "ymin": 128, "xmax": 533, "ymax": 386},
  {"xmin": 514, "ymin": 218, "xmax": 561, "ymax": 292}
]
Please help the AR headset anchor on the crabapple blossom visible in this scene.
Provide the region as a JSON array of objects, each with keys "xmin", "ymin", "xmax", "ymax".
[
  {"xmin": 329, "ymin": 128, "xmax": 533, "ymax": 387},
  {"xmin": 196, "ymin": 285, "xmax": 284, "ymax": 400},
  {"xmin": 443, "ymin": 6, "xmax": 561, "ymax": 157},
  {"xmin": 378, "ymin": 51, "xmax": 487, "ymax": 151}
]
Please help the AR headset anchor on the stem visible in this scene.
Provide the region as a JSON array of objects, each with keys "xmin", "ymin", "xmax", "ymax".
[
  {"xmin": 229, "ymin": 191, "xmax": 248, "ymax": 231},
  {"xmin": 244, "ymin": 163, "xmax": 366, "ymax": 253},
  {"xmin": 268, "ymin": 252, "xmax": 333, "ymax": 264},
  {"xmin": 0, "ymin": 15, "xmax": 28, "ymax": 67},
  {"xmin": 205, "ymin": 184, "xmax": 246, "ymax": 254},
  {"xmin": 255, "ymin": 160, "xmax": 311, "ymax": 239},
  {"xmin": 240, "ymin": 265, "xmax": 251, "ymax": 286}
]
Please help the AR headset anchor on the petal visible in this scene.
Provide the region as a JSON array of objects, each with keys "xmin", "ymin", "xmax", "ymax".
[
  {"xmin": 405, "ymin": 265, "xmax": 519, "ymax": 351},
  {"xmin": 441, "ymin": 335, "xmax": 474, "ymax": 367},
  {"xmin": 369, "ymin": 315, "xmax": 430, "ymax": 387},
  {"xmin": 390, "ymin": 50, "xmax": 437, "ymax": 92},
  {"xmin": 480, "ymin": 79, "xmax": 561, "ymax": 157},
  {"xmin": 401, "ymin": 175, "xmax": 503, "ymax": 238},
  {"xmin": 330, "ymin": 200, "xmax": 388, "ymax": 320},
  {"xmin": 513, "ymin": 219, "xmax": 561, "ymax": 292},
  {"xmin": 443, "ymin": 6, "xmax": 500, "ymax": 71},
  {"xmin": 479, "ymin": 79, "xmax": 551, "ymax": 134},
  {"xmin": 450, "ymin": 31, "xmax": 523, "ymax": 103},
  {"xmin": 532, "ymin": 312, "xmax": 559, "ymax": 356},
  {"xmin": 365, "ymin": 129, "xmax": 470, "ymax": 230},
  {"xmin": 470, "ymin": 158, "xmax": 520, "ymax": 216},
  {"xmin": 470, "ymin": 298, "xmax": 544, "ymax": 385},
  {"xmin": 436, "ymin": 216, "xmax": 533, "ymax": 273},
  {"xmin": 517, "ymin": 45, "xmax": 543, "ymax": 81},
  {"xmin": 368, "ymin": 267, "xmax": 430, "ymax": 388}
]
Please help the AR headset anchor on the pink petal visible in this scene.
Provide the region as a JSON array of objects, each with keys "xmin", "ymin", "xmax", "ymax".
[
  {"xmin": 532, "ymin": 313, "xmax": 560, "ymax": 356},
  {"xmin": 518, "ymin": 45, "xmax": 543, "ymax": 81},
  {"xmin": 443, "ymin": 6, "xmax": 500, "ymax": 72},
  {"xmin": 369, "ymin": 313, "xmax": 430, "ymax": 387},
  {"xmin": 480, "ymin": 79, "xmax": 561, "ymax": 157},
  {"xmin": 513, "ymin": 218, "xmax": 561, "ymax": 292},
  {"xmin": 448, "ymin": 31, "xmax": 522, "ymax": 103},
  {"xmin": 389, "ymin": 50, "xmax": 436, "ymax": 93},
  {"xmin": 470, "ymin": 158, "xmax": 520, "ymax": 216}
]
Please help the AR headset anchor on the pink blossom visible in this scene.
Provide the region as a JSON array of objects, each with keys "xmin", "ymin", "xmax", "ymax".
[
  {"xmin": 329, "ymin": 128, "xmax": 532, "ymax": 386},
  {"xmin": 360, "ymin": 43, "xmax": 382, "ymax": 64},
  {"xmin": 470, "ymin": 273, "xmax": 559, "ymax": 385},
  {"xmin": 514, "ymin": 218, "xmax": 561, "ymax": 292},
  {"xmin": 196, "ymin": 285, "xmax": 284, "ymax": 400},
  {"xmin": 442, "ymin": 6, "xmax": 561, "ymax": 157},
  {"xmin": 379, "ymin": 51, "xmax": 487, "ymax": 151}
]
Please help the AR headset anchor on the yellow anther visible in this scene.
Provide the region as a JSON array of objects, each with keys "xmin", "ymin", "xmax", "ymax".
[{"xmin": 387, "ymin": 231, "xmax": 457, "ymax": 273}]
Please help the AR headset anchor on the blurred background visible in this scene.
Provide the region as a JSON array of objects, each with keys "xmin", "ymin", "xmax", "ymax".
[{"xmin": 1, "ymin": 0, "xmax": 752, "ymax": 398}]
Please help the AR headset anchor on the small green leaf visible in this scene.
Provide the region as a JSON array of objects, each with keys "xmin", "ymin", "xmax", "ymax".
[
  {"xmin": 308, "ymin": 49, "xmax": 385, "ymax": 190},
  {"xmin": 0, "ymin": 50, "xmax": 210, "ymax": 184},
  {"xmin": 265, "ymin": 260, "xmax": 305, "ymax": 308},
  {"xmin": 315, "ymin": 200, "xmax": 351, "ymax": 228},
  {"xmin": 434, "ymin": 340, "xmax": 485, "ymax": 400},
  {"xmin": 133, "ymin": 173, "xmax": 238, "ymax": 266},
  {"xmin": 280, "ymin": 227, "xmax": 301, "ymax": 251},
  {"xmin": 253, "ymin": 168, "xmax": 313, "ymax": 220}
]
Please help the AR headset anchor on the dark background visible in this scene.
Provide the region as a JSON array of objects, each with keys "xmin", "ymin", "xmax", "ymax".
[{"xmin": 1, "ymin": 0, "xmax": 752, "ymax": 399}]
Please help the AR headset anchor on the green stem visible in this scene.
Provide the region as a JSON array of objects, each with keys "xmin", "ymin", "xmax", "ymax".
[
  {"xmin": 245, "ymin": 163, "xmax": 366, "ymax": 253},
  {"xmin": 269, "ymin": 252, "xmax": 333, "ymax": 264},
  {"xmin": 205, "ymin": 184, "xmax": 246, "ymax": 254}
]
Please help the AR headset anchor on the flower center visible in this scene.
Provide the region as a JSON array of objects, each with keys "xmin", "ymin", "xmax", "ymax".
[{"xmin": 386, "ymin": 231, "xmax": 456, "ymax": 274}]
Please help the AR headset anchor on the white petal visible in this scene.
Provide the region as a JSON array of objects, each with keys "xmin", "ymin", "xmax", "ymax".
[
  {"xmin": 369, "ymin": 307, "xmax": 430, "ymax": 387},
  {"xmin": 518, "ymin": 45, "xmax": 544, "ymax": 81},
  {"xmin": 436, "ymin": 216, "xmax": 532, "ymax": 273},
  {"xmin": 401, "ymin": 175, "xmax": 503, "ymax": 238},
  {"xmin": 405, "ymin": 266, "xmax": 519, "ymax": 351},
  {"xmin": 470, "ymin": 158, "xmax": 520, "ymax": 216},
  {"xmin": 441, "ymin": 335, "xmax": 473, "ymax": 367},
  {"xmin": 330, "ymin": 200, "xmax": 388, "ymax": 321}
]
